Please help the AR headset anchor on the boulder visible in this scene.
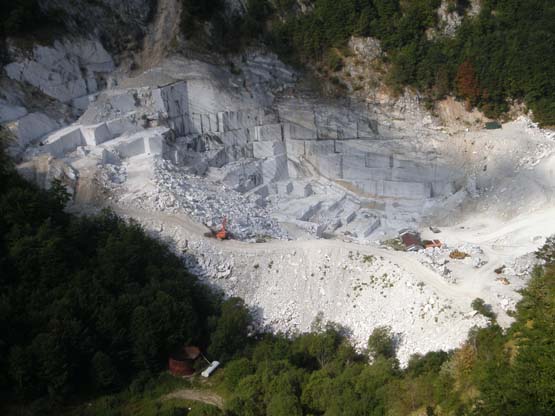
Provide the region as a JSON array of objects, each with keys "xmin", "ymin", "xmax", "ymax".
[
  {"xmin": 0, "ymin": 99, "xmax": 27, "ymax": 123},
  {"xmin": 6, "ymin": 112, "xmax": 59, "ymax": 148}
]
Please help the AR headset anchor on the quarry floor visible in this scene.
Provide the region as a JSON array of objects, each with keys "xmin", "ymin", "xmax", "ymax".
[
  {"xmin": 93, "ymin": 194, "xmax": 552, "ymax": 364},
  {"xmin": 59, "ymin": 115, "xmax": 554, "ymax": 366}
]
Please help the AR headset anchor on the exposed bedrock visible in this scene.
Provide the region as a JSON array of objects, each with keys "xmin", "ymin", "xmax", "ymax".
[
  {"xmin": 5, "ymin": 39, "xmax": 114, "ymax": 105},
  {"xmin": 3, "ymin": 40, "xmax": 465, "ymax": 239}
]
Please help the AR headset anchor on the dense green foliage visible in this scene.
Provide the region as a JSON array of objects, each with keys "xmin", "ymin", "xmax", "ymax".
[
  {"xmin": 67, "ymin": 372, "xmax": 224, "ymax": 416},
  {"xmin": 180, "ymin": 0, "xmax": 272, "ymax": 52},
  {"xmin": 0, "ymin": 0, "xmax": 43, "ymax": 35},
  {"xmin": 0, "ymin": 141, "xmax": 251, "ymax": 409},
  {"xmin": 0, "ymin": 0, "xmax": 64, "ymax": 37}
]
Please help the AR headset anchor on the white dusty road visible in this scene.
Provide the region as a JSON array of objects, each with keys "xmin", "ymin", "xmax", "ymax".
[{"xmin": 116, "ymin": 205, "xmax": 480, "ymax": 308}]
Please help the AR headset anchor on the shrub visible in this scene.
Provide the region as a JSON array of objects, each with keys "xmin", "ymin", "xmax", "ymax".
[
  {"xmin": 367, "ymin": 326, "xmax": 396, "ymax": 360},
  {"xmin": 471, "ymin": 298, "xmax": 496, "ymax": 320}
]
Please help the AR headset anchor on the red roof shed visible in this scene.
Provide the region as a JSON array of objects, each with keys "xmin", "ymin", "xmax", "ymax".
[{"xmin": 169, "ymin": 346, "xmax": 201, "ymax": 376}]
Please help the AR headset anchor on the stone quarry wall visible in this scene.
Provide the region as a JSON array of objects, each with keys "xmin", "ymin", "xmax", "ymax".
[
  {"xmin": 1, "ymin": 36, "xmax": 464, "ymax": 240},
  {"xmin": 278, "ymin": 99, "xmax": 458, "ymax": 202}
]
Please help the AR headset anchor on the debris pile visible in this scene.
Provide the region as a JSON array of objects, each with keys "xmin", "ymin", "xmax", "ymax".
[{"xmin": 153, "ymin": 160, "xmax": 289, "ymax": 241}]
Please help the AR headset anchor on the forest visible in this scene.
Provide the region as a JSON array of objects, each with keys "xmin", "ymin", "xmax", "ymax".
[{"xmin": 0, "ymin": 138, "xmax": 250, "ymax": 413}]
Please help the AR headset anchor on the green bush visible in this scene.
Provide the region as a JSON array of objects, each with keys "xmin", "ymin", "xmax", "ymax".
[
  {"xmin": 188, "ymin": 403, "xmax": 223, "ymax": 416},
  {"xmin": 471, "ymin": 297, "xmax": 497, "ymax": 320},
  {"xmin": 367, "ymin": 326, "xmax": 396, "ymax": 360},
  {"xmin": 324, "ymin": 49, "xmax": 344, "ymax": 72}
]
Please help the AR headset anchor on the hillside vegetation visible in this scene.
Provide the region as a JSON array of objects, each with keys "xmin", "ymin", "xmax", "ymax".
[
  {"xmin": 0, "ymin": 139, "xmax": 250, "ymax": 413},
  {"xmin": 183, "ymin": 0, "xmax": 555, "ymax": 126},
  {"xmin": 219, "ymin": 250, "xmax": 555, "ymax": 416}
]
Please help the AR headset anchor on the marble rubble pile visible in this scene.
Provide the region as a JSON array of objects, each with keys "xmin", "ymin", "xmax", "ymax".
[
  {"xmin": 415, "ymin": 242, "xmax": 487, "ymax": 283},
  {"xmin": 151, "ymin": 160, "xmax": 288, "ymax": 240}
]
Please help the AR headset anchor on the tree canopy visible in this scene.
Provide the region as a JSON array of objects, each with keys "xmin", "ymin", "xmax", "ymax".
[{"xmin": 0, "ymin": 139, "xmax": 251, "ymax": 410}]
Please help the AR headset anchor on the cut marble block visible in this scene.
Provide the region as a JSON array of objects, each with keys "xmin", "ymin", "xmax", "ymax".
[
  {"xmin": 115, "ymin": 134, "xmax": 146, "ymax": 158},
  {"xmin": 82, "ymin": 123, "xmax": 112, "ymax": 146},
  {"xmin": 253, "ymin": 141, "xmax": 286, "ymax": 158},
  {"xmin": 106, "ymin": 117, "xmax": 136, "ymax": 137},
  {"xmin": 43, "ymin": 126, "xmax": 85, "ymax": 157},
  {"xmin": 253, "ymin": 124, "xmax": 283, "ymax": 141},
  {"xmin": 217, "ymin": 110, "xmax": 262, "ymax": 131},
  {"xmin": 261, "ymin": 154, "xmax": 289, "ymax": 183},
  {"xmin": 218, "ymin": 129, "xmax": 250, "ymax": 146},
  {"xmin": 283, "ymin": 123, "xmax": 317, "ymax": 140},
  {"xmin": 285, "ymin": 139, "xmax": 306, "ymax": 160},
  {"xmin": 353, "ymin": 179, "xmax": 432, "ymax": 199}
]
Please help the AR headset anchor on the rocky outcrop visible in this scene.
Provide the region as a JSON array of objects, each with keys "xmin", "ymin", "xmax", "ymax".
[
  {"xmin": 5, "ymin": 39, "xmax": 114, "ymax": 105},
  {"xmin": 435, "ymin": 0, "xmax": 483, "ymax": 38}
]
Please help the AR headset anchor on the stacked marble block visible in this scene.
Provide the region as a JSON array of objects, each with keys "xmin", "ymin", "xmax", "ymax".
[
  {"xmin": 40, "ymin": 117, "xmax": 168, "ymax": 159},
  {"xmin": 164, "ymin": 80, "xmax": 289, "ymax": 188},
  {"xmin": 27, "ymin": 81, "xmax": 185, "ymax": 160}
]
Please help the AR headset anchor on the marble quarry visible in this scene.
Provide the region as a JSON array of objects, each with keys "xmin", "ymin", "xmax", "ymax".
[
  {"xmin": 3, "ymin": 44, "xmax": 464, "ymax": 240},
  {"xmin": 5, "ymin": 35, "xmax": 553, "ymax": 363}
]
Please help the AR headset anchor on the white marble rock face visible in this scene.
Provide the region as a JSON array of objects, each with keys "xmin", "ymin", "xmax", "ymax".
[
  {"xmin": 6, "ymin": 112, "xmax": 59, "ymax": 149},
  {"xmin": 5, "ymin": 39, "xmax": 114, "ymax": 104},
  {"xmin": 2, "ymin": 35, "xmax": 461, "ymax": 240}
]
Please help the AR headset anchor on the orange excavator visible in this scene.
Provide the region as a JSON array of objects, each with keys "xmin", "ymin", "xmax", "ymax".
[{"xmin": 216, "ymin": 217, "xmax": 228, "ymax": 240}]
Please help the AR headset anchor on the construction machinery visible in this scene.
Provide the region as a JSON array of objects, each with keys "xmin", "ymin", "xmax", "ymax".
[{"xmin": 216, "ymin": 217, "xmax": 228, "ymax": 240}]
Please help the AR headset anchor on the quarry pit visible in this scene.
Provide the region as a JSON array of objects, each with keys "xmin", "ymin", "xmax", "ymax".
[{"xmin": 3, "ymin": 38, "xmax": 555, "ymax": 364}]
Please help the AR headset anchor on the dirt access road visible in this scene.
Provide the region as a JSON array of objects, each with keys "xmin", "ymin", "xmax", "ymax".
[
  {"xmin": 163, "ymin": 388, "xmax": 224, "ymax": 409},
  {"xmin": 114, "ymin": 206, "xmax": 484, "ymax": 312}
]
